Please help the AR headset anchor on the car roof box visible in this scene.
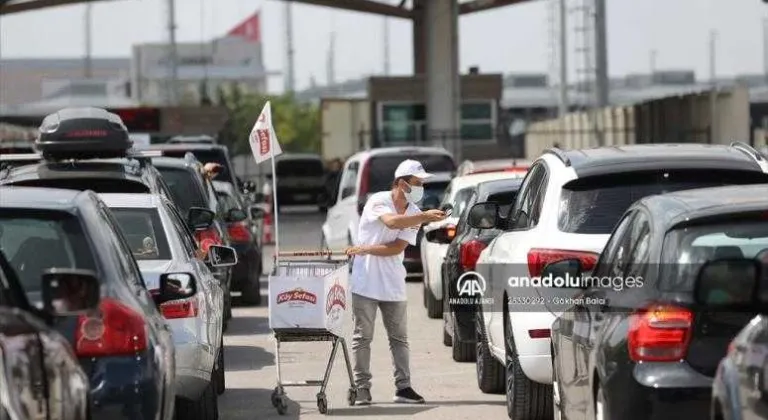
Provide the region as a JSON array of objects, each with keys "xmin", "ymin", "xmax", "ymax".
[{"xmin": 35, "ymin": 107, "xmax": 132, "ymax": 160}]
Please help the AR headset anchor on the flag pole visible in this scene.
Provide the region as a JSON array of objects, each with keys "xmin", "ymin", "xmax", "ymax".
[{"xmin": 270, "ymin": 126, "xmax": 280, "ymax": 268}]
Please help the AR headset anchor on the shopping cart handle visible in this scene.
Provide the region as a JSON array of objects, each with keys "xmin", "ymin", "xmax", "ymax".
[{"xmin": 277, "ymin": 250, "xmax": 350, "ymax": 258}]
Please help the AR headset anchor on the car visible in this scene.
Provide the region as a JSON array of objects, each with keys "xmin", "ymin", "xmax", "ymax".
[
  {"xmin": 0, "ymin": 247, "xmax": 97, "ymax": 420},
  {"xmin": 213, "ymin": 180, "xmax": 264, "ymax": 305},
  {"xmin": 421, "ymin": 171, "xmax": 527, "ymax": 319},
  {"xmin": 273, "ymin": 153, "xmax": 327, "ymax": 211},
  {"xmin": 168, "ymin": 135, "xmax": 217, "ymax": 145},
  {"xmin": 435, "ymin": 177, "xmax": 523, "ymax": 362},
  {"xmin": 0, "ymin": 186, "xmax": 177, "ymax": 420},
  {"xmin": 322, "ymin": 146, "xmax": 457, "ymax": 251},
  {"xmin": 455, "ymin": 159, "xmax": 530, "ymax": 177},
  {"xmin": 99, "ymin": 192, "xmax": 237, "ymax": 417},
  {"xmin": 549, "ymin": 184, "xmax": 768, "ymax": 420},
  {"xmin": 467, "ymin": 143, "xmax": 768, "ymax": 419},
  {"xmin": 0, "ymin": 108, "xmax": 173, "ymax": 199},
  {"xmin": 151, "ymin": 155, "xmax": 236, "ymax": 319},
  {"xmin": 148, "ymin": 143, "xmax": 240, "ymax": 189}
]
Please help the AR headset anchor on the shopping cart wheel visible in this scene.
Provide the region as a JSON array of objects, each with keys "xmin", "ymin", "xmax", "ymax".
[
  {"xmin": 272, "ymin": 387, "xmax": 287, "ymax": 415},
  {"xmin": 347, "ymin": 388, "xmax": 357, "ymax": 406},
  {"xmin": 316, "ymin": 393, "xmax": 328, "ymax": 414}
]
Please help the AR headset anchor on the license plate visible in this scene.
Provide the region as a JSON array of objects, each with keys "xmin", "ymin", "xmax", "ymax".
[{"xmin": 294, "ymin": 194, "xmax": 311, "ymax": 200}]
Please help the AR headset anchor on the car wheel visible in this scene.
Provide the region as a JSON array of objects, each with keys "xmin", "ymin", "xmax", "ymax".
[
  {"xmin": 240, "ymin": 264, "xmax": 262, "ymax": 306},
  {"xmin": 174, "ymin": 380, "xmax": 219, "ymax": 420},
  {"xmin": 475, "ymin": 308, "xmax": 505, "ymax": 394},
  {"xmin": 425, "ymin": 286, "xmax": 442, "ymax": 319},
  {"xmin": 552, "ymin": 346, "xmax": 563, "ymax": 420},
  {"xmin": 452, "ymin": 312, "xmax": 475, "ymax": 362},
  {"xmin": 215, "ymin": 340, "xmax": 226, "ymax": 395},
  {"xmin": 504, "ymin": 311, "xmax": 553, "ymax": 420}
]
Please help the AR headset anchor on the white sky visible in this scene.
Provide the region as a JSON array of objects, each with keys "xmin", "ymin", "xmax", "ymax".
[{"xmin": 0, "ymin": 0, "xmax": 765, "ymax": 93}]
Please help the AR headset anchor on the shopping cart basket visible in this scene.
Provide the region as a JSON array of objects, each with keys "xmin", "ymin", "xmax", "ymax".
[{"xmin": 268, "ymin": 251, "xmax": 357, "ymax": 415}]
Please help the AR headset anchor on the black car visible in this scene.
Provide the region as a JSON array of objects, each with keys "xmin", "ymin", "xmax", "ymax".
[
  {"xmin": 213, "ymin": 180, "xmax": 263, "ymax": 305},
  {"xmin": 148, "ymin": 143, "xmax": 240, "ymax": 188},
  {"xmin": 151, "ymin": 155, "xmax": 235, "ymax": 320},
  {"xmin": 435, "ymin": 178, "xmax": 522, "ymax": 362},
  {"xmin": 0, "ymin": 247, "xmax": 97, "ymax": 420},
  {"xmin": 0, "ymin": 186, "xmax": 178, "ymax": 420},
  {"xmin": 549, "ymin": 184, "xmax": 768, "ymax": 420},
  {"xmin": 274, "ymin": 153, "xmax": 326, "ymax": 210}
]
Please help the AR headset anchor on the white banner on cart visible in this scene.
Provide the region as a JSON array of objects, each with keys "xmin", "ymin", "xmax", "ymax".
[{"xmin": 268, "ymin": 264, "xmax": 349, "ymax": 337}]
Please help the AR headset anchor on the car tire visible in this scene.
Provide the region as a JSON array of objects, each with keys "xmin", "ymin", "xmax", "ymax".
[
  {"xmin": 175, "ymin": 380, "xmax": 219, "ymax": 420},
  {"xmin": 475, "ymin": 308, "xmax": 505, "ymax": 394},
  {"xmin": 426, "ymin": 288, "xmax": 442, "ymax": 319},
  {"xmin": 452, "ymin": 314, "xmax": 475, "ymax": 363},
  {"xmin": 504, "ymin": 311, "xmax": 553, "ymax": 420},
  {"xmin": 240, "ymin": 264, "xmax": 262, "ymax": 306},
  {"xmin": 215, "ymin": 339, "xmax": 226, "ymax": 395},
  {"xmin": 552, "ymin": 346, "xmax": 563, "ymax": 420},
  {"xmin": 422, "ymin": 282, "xmax": 427, "ymax": 308}
]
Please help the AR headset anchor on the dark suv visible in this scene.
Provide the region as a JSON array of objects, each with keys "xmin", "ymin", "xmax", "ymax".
[
  {"xmin": 549, "ymin": 183, "xmax": 768, "ymax": 420},
  {"xmin": 148, "ymin": 143, "xmax": 239, "ymax": 187}
]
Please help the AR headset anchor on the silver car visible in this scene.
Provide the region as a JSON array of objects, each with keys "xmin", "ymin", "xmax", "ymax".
[{"xmin": 98, "ymin": 193, "xmax": 237, "ymax": 413}]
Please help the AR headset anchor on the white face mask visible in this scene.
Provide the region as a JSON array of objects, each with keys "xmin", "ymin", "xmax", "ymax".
[{"xmin": 404, "ymin": 184, "xmax": 424, "ymax": 203}]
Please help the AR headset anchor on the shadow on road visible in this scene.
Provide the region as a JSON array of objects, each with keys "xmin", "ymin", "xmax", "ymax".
[
  {"xmin": 225, "ymin": 315, "xmax": 270, "ymax": 336},
  {"xmin": 219, "ymin": 388, "xmax": 300, "ymax": 420},
  {"xmin": 225, "ymin": 344, "xmax": 275, "ymax": 371},
  {"xmin": 327, "ymin": 405, "xmax": 435, "ymax": 416}
]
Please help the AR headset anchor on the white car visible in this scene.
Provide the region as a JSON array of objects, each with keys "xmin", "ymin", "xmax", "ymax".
[
  {"xmin": 322, "ymin": 146, "xmax": 456, "ymax": 251},
  {"xmin": 469, "ymin": 144, "xmax": 768, "ymax": 420},
  {"xmin": 421, "ymin": 170, "xmax": 527, "ymax": 319},
  {"xmin": 99, "ymin": 193, "xmax": 237, "ymax": 416}
]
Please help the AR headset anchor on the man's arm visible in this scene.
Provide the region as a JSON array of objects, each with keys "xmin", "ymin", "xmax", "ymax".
[
  {"xmin": 379, "ymin": 213, "xmax": 428, "ymax": 230},
  {"xmin": 359, "ymin": 239, "xmax": 410, "ymax": 257}
]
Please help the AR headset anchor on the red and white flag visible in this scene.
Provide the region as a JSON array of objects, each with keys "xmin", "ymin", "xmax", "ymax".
[{"xmin": 249, "ymin": 101, "xmax": 283, "ymax": 164}]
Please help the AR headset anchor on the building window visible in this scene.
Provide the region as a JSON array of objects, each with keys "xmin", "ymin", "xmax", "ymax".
[
  {"xmin": 380, "ymin": 103, "xmax": 427, "ymax": 144},
  {"xmin": 461, "ymin": 100, "xmax": 495, "ymax": 141}
]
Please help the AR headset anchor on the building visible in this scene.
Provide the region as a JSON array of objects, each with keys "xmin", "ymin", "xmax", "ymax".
[{"xmin": 131, "ymin": 11, "xmax": 272, "ymax": 105}]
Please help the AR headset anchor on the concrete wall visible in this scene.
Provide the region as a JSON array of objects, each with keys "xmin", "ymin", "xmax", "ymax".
[{"xmin": 320, "ymin": 98, "xmax": 372, "ymax": 161}]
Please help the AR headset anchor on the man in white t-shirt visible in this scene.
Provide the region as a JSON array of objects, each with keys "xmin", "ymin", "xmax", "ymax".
[{"xmin": 345, "ymin": 159, "xmax": 446, "ymax": 405}]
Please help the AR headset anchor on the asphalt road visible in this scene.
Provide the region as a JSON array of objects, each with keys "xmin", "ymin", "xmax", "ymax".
[{"xmin": 219, "ymin": 206, "xmax": 508, "ymax": 419}]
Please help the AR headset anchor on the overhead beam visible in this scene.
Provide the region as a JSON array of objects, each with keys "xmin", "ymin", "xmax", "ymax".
[
  {"xmin": 1, "ymin": 0, "xmax": 414, "ymax": 17},
  {"xmin": 458, "ymin": 0, "xmax": 531, "ymax": 15}
]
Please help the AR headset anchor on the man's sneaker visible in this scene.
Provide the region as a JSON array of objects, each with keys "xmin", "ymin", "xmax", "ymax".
[
  {"xmin": 355, "ymin": 388, "xmax": 372, "ymax": 405},
  {"xmin": 393, "ymin": 387, "xmax": 425, "ymax": 404}
]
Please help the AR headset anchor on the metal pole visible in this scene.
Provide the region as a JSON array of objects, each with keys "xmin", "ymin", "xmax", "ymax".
[
  {"xmin": 763, "ymin": 18, "xmax": 768, "ymax": 84},
  {"xmin": 557, "ymin": 0, "xmax": 568, "ymax": 117},
  {"xmin": 384, "ymin": 17, "xmax": 391, "ymax": 75},
  {"xmin": 167, "ymin": 0, "xmax": 179, "ymax": 105},
  {"xmin": 709, "ymin": 29, "xmax": 718, "ymax": 144},
  {"xmin": 451, "ymin": 0, "xmax": 462, "ymax": 163},
  {"xmin": 593, "ymin": 0, "xmax": 608, "ymax": 108},
  {"xmin": 84, "ymin": 1, "xmax": 92, "ymax": 78},
  {"xmin": 284, "ymin": 1, "xmax": 295, "ymax": 95}
]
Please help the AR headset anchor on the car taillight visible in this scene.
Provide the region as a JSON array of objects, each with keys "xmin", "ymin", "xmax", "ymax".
[
  {"xmin": 460, "ymin": 240, "xmax": 487, "ymax": 271},
  {"xmin": 527, "ymin": 248, "xmax": 599, "ymax": 277},
  {"xmin": 528, "ymin": 329, "xmax": 551, "ymax": 339},
  {"xmin": 227, "ymin": 221, "xmax": 251, "ymax": 242},
  {"xmin": 446, "ymin": 224, "xmax": 456, "ymax": 240},
  {"xmin": 195, "ymin": 227, "xmax": 222, "ymax": 252},
  {"xmin": 627, "ymin": 304, "xmax": 693, "ymax": 362},
  {"xmin": 75, "ymin": 298, "xmax": 148, "ymax": 357},
  {"xmin": 159, "ymin": 298, "xmax": 199, "ymax": 319},
  {"xmin": 357, "ymin": 162, "xmax": 371, "ymax": 216}
]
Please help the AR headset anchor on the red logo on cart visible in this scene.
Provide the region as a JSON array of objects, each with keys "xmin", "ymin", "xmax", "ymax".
[
  {"xmin": 326, "ymin": 284, "xmax": 346, "ymax": 314},
  {"xmin": 276, "ymin": 288, "xmax": 317, "ymax": 305}
]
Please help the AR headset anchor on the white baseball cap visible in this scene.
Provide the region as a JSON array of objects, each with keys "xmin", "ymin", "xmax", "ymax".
[{"xmin": 394, "ymin": 159, "xmax": 433, "ymax": 180}]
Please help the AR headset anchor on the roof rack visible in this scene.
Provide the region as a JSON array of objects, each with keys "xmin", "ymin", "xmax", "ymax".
[
  {"xmin": 35, "ymin": 107, "xmax": 133, "ymax": 161},
  {"xmin": 730, "ymin": 141, "xmax": 768, "ymax": 172},
  {"xmin": 543, "ymin": 147, "xmax": 571, "ymax": 167}
]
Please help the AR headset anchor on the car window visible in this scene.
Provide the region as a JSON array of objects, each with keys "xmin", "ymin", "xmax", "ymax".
[
  {"xmin": 367, "ymin": 154, "xmax": 456, "ymax": 194},
  {"xmin": 624, "ymin": 211, "xmax": 652, "ymax": 277},
  {"xmin": 661, "ymin": 215, "xmax": 768, "ymax": 292},
  {"xmin": 160, "ymin": 149, "xmax": 236, "ymax": 185},
  {"xmin": 340, "ymin": 162, "xmax": 360, "ymax": 200},
  {"xmin": 0, "ymin": 209, "xmax": 98, "ymax": 303},
  {"xmin": 164, "ymin": 201, "xmax": 198, "ymax": 257},
  {"xmin": 422, "ymin": 180, "xmax": 450, "ymax": 209},
  {"xmin": 487, "ymin": 190, "xmax": 520, "ymax": 218},
  {"xmin": 157, "ymin": 166, "xmax": 209, "ymax": 215},
  {"xmin": 97, "ymin": 204, "xmax": 146, "ymax": 288},
  {"xmin": 110, "ymin": 207, "xmax": 172, "ymax": 260},
  {"xmin": 558, "ymin": 170, "xmax": 768, "ymax": 235},
  {"xmin": 509, "ymin": 162, "xmax": 546, "ymax": 230},
  {"xmin": 277, "ymin": 159, "xmax": 324, "ymax": 177},
  {"xmin": 593, "ymin": 211, "xmax": 637, "ymax": 278},
  {"xmin": 456, "ymin": 190, "xmax": 479, "ymax": 236},
  {"xmin": 452, "ymin": 188, "xmax": 475, "ymax": 220}
]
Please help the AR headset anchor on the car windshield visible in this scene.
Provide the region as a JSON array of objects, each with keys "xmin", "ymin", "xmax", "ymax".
[
  {"xmin": 660, "ymin": 216, "xmax": 768, "ymax": 293},
  {"xmin": 0, "ymin": 209, "xmax": 97, "ymax": 305},
  {"xmin": 367, "ymin": 154, "xmax": 455, "ymax": 193},
  {"xmin": 161, "ymin": 149, "xmax": 236, "ymax": 185},
  {"xmin": 157, "ymin": 167, "xmax": 208, "ymax": 215},
  {"xmin": 110, "ymin": 208, "xmax": 172, "ymax": 260},
  {"xmin": 276, "ymin": 159, "xmax": 325, "ymax": 177},
  {"xmin": 558, "ymin": 170, "xmax": 768, "ymax": 234}
]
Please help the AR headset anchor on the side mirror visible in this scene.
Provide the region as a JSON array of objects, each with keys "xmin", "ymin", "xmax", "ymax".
[
  {"xmin": 425, "ymin": 224, "xmax": 456, "ymax": 244},
  {"xmin": 158, "ymin": 273, "xmax": 196, "ymax": 302},
  {"xmin": 249, "ymin": 206, "xmax": 266, "ymax": 219},
  {"xmin": 467, "ymin": 202, "xmax": 500, "ymax": 229},
  {"xmin": 693, "ymin": 258, "xmax": 762, "ymax": 307},
  {"xmin": 187, "ymin": 207, "xmax": 215, "ymax": 231},
  {"xmin": 541, "ymin": 259, "xmax": 585, "ymax": 288},
  {"xmin": 208, "ymin": 245, "xmax": 238, "ymax": 267},
  {"xmin": 226, "ymin": 208, "xmax": 248, "ymax": 222},
  {"xmin": 41, "ymin": 268, "xmax": 101, "ymax": 316}
]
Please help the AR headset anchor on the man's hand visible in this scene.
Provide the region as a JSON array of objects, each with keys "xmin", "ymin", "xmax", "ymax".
[
  {"xmin": 421, "ymin": 209, "xmax": 447, "ymax": 223},
  {"xmin": 345, "ymin": 245, "xmax": 368, "ymax": 256}
]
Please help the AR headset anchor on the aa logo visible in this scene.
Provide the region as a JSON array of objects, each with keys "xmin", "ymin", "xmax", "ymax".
[{"xmin": 456, "ymin": 271, "xmax": 486, "ymax": 297}]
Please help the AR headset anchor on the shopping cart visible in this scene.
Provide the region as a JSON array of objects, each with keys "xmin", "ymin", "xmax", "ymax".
[{"xmin": 268, "ymin": 251, "xmax": 357, "ymax": 415}]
